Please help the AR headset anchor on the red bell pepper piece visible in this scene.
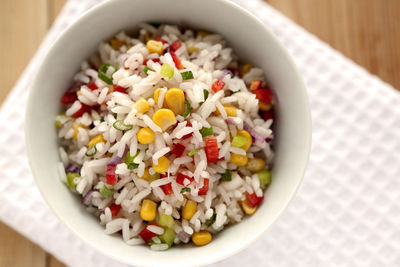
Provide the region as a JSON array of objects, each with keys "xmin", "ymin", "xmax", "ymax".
[
  {"xmin": 155, "ymin": 37, "xmax": 168, "ymax": 44},
  {"xmin": 106, "ymin": 164, "xmax": 117, "ymax": 185},
  {"xmin": 88, "ymin": 82, "xmax": 98, "ymax": 90},
  {"xmin": 143, "ymin": 57, "xmax": 160, "ymax": 66},
  {"xmin": 198, "ymin": 179, "xmax": 209, "ymax": 195},
  {"xmin": 72, "ymin": 103, "xmax": 90, "ymax": 118},
  {"xmin": 182, "ymin": 122, "xmax": 193, "ymax": 139},
  {"xmin": 159, "ymin": 173, "xmax": 173, "ymax": 194},
  {"xmin": 169, "ymin": 40, "xmax": 182, "ymax": 52},
  {"xmin": 140, "ymin": 222, "xmax": 159, "ymax": 243},
  {"xmin": 250, "ymin": 80, "xmax": 262, "ymax": 90},
  {"xmin": 172, "ymin": 143, "xmax": 186, "ymax": 157},
  {"xmin": 170, "ymin": 50, "xmax": 184, "ymax": 70},
  {"xmin": 60, "ymin": 91, "xmax": 78, "ymax": 105},
  {"xmin": 211, "ymin": 80, "xmax": 225, "ymax": 93},
  {"xmin": 113, "ymin": 85, "xmax": 127, "ymax": 93},
  {"xmin": 252, "ymin": 88, "xmax": 273, "ymax": 104},
  {"xmin": 261, "ymin": 110, "xmax": 274, "ymax": 121},
  {"xmin": 205, "ymin": 136, "xmax": 219, "ymax": 163},
  {"xmin": 123, "ymin": 58, "xmax": 129, "ymax": 70},
  {"xmin": 176, "ymin": 173, "xmax": 194, "ymax": 186},
  {"xmin": 246, "ymin": 193, "xmax": 264, "ymax": 207},
  {"xmin": 160, "ymin": 182, "xmax": 173, "ymax": 195},
  {"xmin": 109, "ymin": 203, "xmax": 121, "ymax": 216}
]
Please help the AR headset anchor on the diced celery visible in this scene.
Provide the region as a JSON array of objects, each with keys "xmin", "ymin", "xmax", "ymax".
[
  {"xmin": 231, "ymin": 135, "xmax": 248, "ymax": 148},
  {"xmin": 66, "ymin": 172, "xmax": 80, "ymax": 188},
  {"xmin": 258, "ymin": 169, "xmax": 271, "ymax": 187},
  {"xmin": 160, "ymin": 63, "xmax": 174, "ymax": 79},
  {"xmin": 159, "ymin": 214, "xmax": 174, "ymax": 228},
  {"xmin": 159, "ymin": 227, "xmax": 175, "ymax": 247}
]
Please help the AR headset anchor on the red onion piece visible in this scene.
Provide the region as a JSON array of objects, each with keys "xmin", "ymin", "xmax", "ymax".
[
  {"xmin": 65, "ymin": 163, "xmax": 80, "ymax": 173},
  {"xmin": 67, "ymin": 82, "xmax": 83, "ymax": 92},
  {"xmin": 177, "ymin": 231, "xmax": 190, "ymax": 243},
  {"xmin": 81, "ymin": 189, "xmax": 98, "ymax": 205},
  {"xmin": 243, "ymin": 121, "xmax": 265, "ymax": 146},
  {"xmin": 227, "ymin": 67, "xmax": 239, "ymax": 77},
  {"xmin": 218, "ymin": 69, "xmax": 233, "ymax": 80},
  {"xmin": 225, "ymin": 118, "xmax": 237, "ymax": 125},
  {"xmin": 108, "ymin": 145, "xmax": 129, "ymax": 166}
]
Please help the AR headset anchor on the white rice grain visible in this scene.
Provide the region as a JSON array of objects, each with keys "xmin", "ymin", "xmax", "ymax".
[
  {"xmin": 105, "ymin": 218, "xmax": 127, "ymax": 234},
  {"xmin": 147, "ymin": 225, "xmax": 164, "ymax": 235},
  {"xmin": 152, "ymin": 147, "xmax": 171, "ymax": 165},
  {"xmin": 66, "ymin": 101, "xmax": 81, "ymax": 116},
  {"xmin": 142, "ymin": 114, "xmax": 162, "ymax": 132}
]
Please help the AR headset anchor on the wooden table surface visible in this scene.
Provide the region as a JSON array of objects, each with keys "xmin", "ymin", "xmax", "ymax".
[{"xmin": 1, "ymin": 0, "xmax": 399, "ymax": 266}]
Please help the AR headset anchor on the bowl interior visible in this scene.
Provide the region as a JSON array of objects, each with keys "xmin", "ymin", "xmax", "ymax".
[{"xmin": 26, "ymin": 0, "xmax": 311, "ymax": 266}]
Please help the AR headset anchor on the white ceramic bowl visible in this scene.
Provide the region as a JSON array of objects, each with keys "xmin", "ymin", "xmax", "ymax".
[{"xmin": 25, "ymin": 0, "xmax": 311, "ymax": 266}]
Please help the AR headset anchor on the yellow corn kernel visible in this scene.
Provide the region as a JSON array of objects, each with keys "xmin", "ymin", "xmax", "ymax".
[
  {"xmin": 154, "ymin": 88, "xmax": 161, "ymax": 105},
  {"xmin": 246, "ymin": 157, "xmax": 265, "ymax": 173},
  {"xmin": 192, "ymin": 231, "xmax": 212, "ymax": 246},
  {"xmin": 153, "ymin": 156, "xmax": 170, "ymax": 174},
  {"xmin": 144, "ymin": 32, "xmax": 151, "ymax": 43},
  {"xmin": 72, "ymin": 122, "xmax": 89, "ymax": 140},
  {"xmin": 240, "ymin": 63, "xmax": 252, "ymax": 77},
  {"xmin": 110, "ymin": 38, "xmax": 126, "ymax": 50},
  {"xmin": 137, "ymin": 127, "xmax": 155, "ymax": 144},
  {"xmin": 182, "ymin": 200, "xmax": 197, "ymax": 220},
  {"xmin": 140, "ymin": 168, "xmax": 150, "ymax": 181},
  {"xmin": 140, "ymin": 199, "xmax": 157, "ymax": 221},
  {"xmin": 230, "ymin": 153, "xmax": 248, "ymax": 167},
  {"xmin": 241, "ymin": 199, "xmax": 257, "ymax": 215},
  {"xmin": 258, "ymin": 102, "xmax": 272, "ymax": 111},
  {"xmin": 215, "ymin": 104, "xmax": 237, "ymax": 117},
  {"xmin": 186, "ymin": 41, "xmax": 199, "ymax": 54},
  {"xmin": 135, "ymin": 98, "xmax": 150, "ymax": 113},
  {"xmin": 88, "ymin": 134, "xmax": 105, "ymax": 148},
  {"xmin": 197, "ymin": 30, "xmax": 211, "ymax": 37},
  {"xmin": 165, "ymin": 88, "xmax": 185, "ymax": 115},
  {"xmin": 223, "ymin": 105, "xmax": 237, "ymax": 117},
  {"xmin": 152, "ymin": 108, "xmax": 177, "ymax": 131},
  {"xmin": 146, "ymin": 40, "xmax": 164, "ymax": 55},
  {"xmin": 237, "ymin": 130, "xmax": 252, "ymax": 151}
]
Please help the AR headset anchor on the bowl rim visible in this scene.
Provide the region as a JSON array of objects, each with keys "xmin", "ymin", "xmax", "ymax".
[{"xmin": 25, "ymin": 0, "xmax": 312, "ymax": 265}]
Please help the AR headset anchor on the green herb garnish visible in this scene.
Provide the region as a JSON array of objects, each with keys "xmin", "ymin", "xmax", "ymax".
[
  {"xmin": 100, "ymin": 185, "xmax": 114, "ymax": 197},
  {"xmin": 205, "ymin": 213, "xmax": 216, "ymax": 227},
  {"xmin": 181, "ymin": 70, "xmax": 194, "ymax": 80},
  {"xmin": 188, "ymin": 148, "xmax": 199, "ymax": 156},
  {"xmin": 200, "ymin": 127, "xmax": 213, "ymax": 137},
  {"xmin": 144, "ymin": 66, "xmax": 154, "ymax": 75},
  {"xmin": 85, "ymin": 145, "xmax": 97, "ymax": 157},
  {"xmin": 182, "ymin": 99, "xmax": 191, "ymax": 118},
  {"xmin": 180, "ymin": 187, "xmax": 191, "ymax": 193},
  {"xmin": 220, "ymin": 169, "xmax": 232, "ymax": 181},
  {"xmin": 113, "ymin": 120, "xmax": 133, "ymax": 131},
  {"xmin": 127, "ymin": 163, "xmax": 139, "ymax": 170},
  {"xmin": 199, "ymin": 89, "xmax": 209, "ymax": 105},
  {"xmin": 98, "ymin": 63, "xmax": 115, "ymax": 84}
]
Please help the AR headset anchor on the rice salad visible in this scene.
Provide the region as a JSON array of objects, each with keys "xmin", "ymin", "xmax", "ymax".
[{"xmin": 56, "ymin": 24, "xmax": 275, "ymax": 250}]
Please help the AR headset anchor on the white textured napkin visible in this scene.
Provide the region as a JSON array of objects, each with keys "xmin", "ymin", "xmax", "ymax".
[{"xmin": 1, "ymin": 0, "xmax": 400, "ymax": 266}]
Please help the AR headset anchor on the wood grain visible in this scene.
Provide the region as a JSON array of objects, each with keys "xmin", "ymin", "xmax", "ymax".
[
  {"xmin": 0, "ymin": 0, "xmax": 399, "ymax": 266},
  {"xmin": 266, "ymin": 0, "xmax": 400, "ymax": 89}
]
